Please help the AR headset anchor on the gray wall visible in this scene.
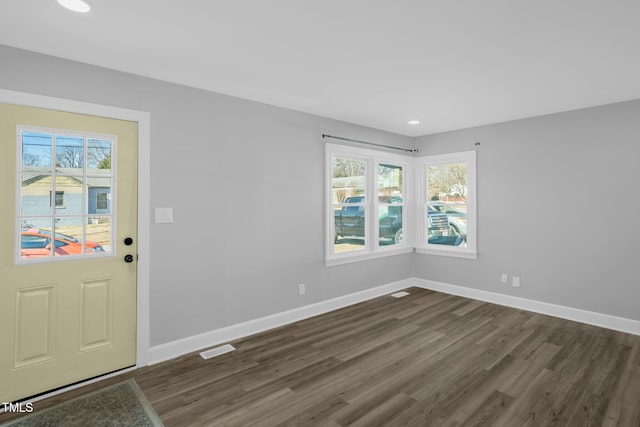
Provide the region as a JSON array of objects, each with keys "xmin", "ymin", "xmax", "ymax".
[
  {"xmin": 413, "ymin": 100, "xmax": 640, "ymax": 321},
  {"xmin": 3, "ymin": 44, "xmax": 638, "ymax": 349},
  {"xmin": 0, "ymin": 45, "xmax": 413, "ymax": 346}
]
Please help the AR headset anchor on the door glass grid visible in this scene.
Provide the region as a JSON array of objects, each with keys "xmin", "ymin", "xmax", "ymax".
[{"xmin": 17, "ymin": 127, "xmax": 115, "ymax": 262}]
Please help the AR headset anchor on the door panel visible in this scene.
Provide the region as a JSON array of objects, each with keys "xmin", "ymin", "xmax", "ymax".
[
  {"xmin": 0, "ymin": 103, "xmax": 137, "ymax": 402},
  {"xmin": 14, "ymin": 286, "xmax": 56, "ymax": 368},
  {"xmin": 79, "ymin": 277, "xmax": 113, "ymax": 351}
]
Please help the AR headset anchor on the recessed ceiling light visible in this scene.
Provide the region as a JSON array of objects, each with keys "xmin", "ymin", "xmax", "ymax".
[
  {"xmin": 408, "ymin": 120, "xmax": 421, "ymax": 125},
  {"xmin": 57, "ymin": 0, "xmax": 91, "ymax": 13}
]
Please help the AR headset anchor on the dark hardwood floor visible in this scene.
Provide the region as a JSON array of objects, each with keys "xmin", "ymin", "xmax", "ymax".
[{"xmin": 2, "ymin": 287, "xmax": 639, "ymax": 426}]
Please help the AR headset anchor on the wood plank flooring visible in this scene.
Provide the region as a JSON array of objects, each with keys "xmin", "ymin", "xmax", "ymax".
[{"xmin": 2, "ymin": 287, "xmax": 639, "ymax": 426}]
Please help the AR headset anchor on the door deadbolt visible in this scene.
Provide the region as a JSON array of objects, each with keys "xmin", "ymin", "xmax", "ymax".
[{"xmin": 124, "ymin": 237, "xmax": 133, "ymax": 246}]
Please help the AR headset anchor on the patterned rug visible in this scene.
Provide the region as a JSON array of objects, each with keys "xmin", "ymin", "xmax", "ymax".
[{"xmin": 1, "ymin": 379, "xmax": 163, "ymax": 427}]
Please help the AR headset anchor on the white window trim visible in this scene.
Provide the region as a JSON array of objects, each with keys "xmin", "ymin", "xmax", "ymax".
[
  {"xmin": 415, "ymin": 150, "xmax": 477, "ymax": 259},
  {"xmin": 326, "ymin": 143, "xmax": 413, "ymax": 266}
]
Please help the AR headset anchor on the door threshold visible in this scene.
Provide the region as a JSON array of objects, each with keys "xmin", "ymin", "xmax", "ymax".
[{"xmin": 0, "ymin": 365, "xmax": 138, "ymax": 411}]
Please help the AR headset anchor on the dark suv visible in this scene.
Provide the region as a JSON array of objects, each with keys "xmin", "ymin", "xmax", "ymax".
[{"xmin": 334, "ymin": 196, "xmax": 451, "ymax": 244}]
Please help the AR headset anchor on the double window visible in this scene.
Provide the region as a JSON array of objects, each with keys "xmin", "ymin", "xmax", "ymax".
[
  {"xmin": 326, "ymin": 144, "xmax": 412, "ymax": 266},
  {"xmin": 326, "ymin": 144, "xmax": 477, "ymax": 265}
]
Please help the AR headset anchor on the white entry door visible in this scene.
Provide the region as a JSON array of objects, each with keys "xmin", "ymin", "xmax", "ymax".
[{"xmin": 0, "ymin": 103, "xmax": 138, "ymax": 402}]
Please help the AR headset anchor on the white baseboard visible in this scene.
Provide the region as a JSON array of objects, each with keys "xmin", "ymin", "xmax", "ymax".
[
  {"xmin": 148, "ymin": 278, "xmax": 414, "ymax": 365},
  {"xmin": 414, "ymin": 278, "xmax": 640, "ymax": 336}
]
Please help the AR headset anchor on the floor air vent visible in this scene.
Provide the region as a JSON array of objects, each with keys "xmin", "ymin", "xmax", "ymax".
[
  {"xmin": 391, "ymin": 291, "xmax": 410, "ymax": 298},
  {"xmin": 200, "ymin": 344, "xmax": 236, "ymax": 360}
]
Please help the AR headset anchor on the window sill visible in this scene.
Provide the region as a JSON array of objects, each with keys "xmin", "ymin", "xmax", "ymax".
[
  {"xmin": 415, "ymin": 247, "xmax": 477, "ymax": 259},
  {"xmin": 326, "ymin": 246, "xmax": 414, "ymax": 267}
]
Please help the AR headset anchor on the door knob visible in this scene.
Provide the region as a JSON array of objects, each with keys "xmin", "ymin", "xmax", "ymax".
[{"xmin": 124, "ymin": 254, "xmax": 135, "ymax": 263}]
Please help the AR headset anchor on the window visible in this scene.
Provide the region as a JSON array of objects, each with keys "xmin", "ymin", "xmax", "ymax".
[
  {"xmin": 50, "ymin": 191, "xmax": 64, "ymax": 207},
  {"xmin": 377, "ymin": 164, "xmax": 405, "ymax": 245},
  {"xmin": 326, "ymin": 143, "xmax": 412, "ymax": 266},
  {"xmin": 96, "ymin": 192, "xmax": 108, "ymax": 210},
  {"xmin": 416, "ymin": 150, "xmax": 477, "ymax": 259},
  {"xmin": 17, "ymin": 127, "xmax": 114, "ymax": 263}
]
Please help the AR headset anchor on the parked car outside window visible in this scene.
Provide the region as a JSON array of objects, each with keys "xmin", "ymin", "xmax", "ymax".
[
  {"xmin": 20, "ymin": 228, "xmax": 104, "ymax": 258},
  {"xmin": 430, "ymin": 202, "xmax": 467, "ymax": 240}
]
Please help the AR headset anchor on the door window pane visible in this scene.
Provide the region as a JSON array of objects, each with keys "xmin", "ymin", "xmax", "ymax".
[
  {"xmin": 17, "ymin": 127, "xmax": 114, "ymax": 263},
  {"xmin": 49, "ymin": 217, "xmax": 107, "ymax": 256},
  {"xmin": 86, "ymin": 217, "xmax": 110, "ymax": 254},
  {"xmin": 20, "ymin": 218, "xmax": 54, "ymax": 260},
  {"xmin": 22, "ymin": 131, "xmax": 52, "ymax": 172},
  {"xmin": 21, "ymin": 173, "xmax": 52, "ymax": 216},
  {"xmin": 55, "ymin": 135, "xmax": 84, "ymax": 175},
  {"xmin": 55, "ymin": 175, "xmax": 83, "ymax": 215},
  {"xmin": 87, "ymin": 139, "xmax": 112, "ymax": 174}
]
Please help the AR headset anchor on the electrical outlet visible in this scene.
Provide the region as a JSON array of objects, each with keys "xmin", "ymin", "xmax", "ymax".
[
  {"xmin": 512, "ymin": 276, "xmax": 521, "ymax": 287},
  {"xmin": 500, "ymin": 273, "xmax": 508, "ymax": 284},
  {"xmin": 298, "ymin": 283, "xmax": 306, "ymax": 295}
]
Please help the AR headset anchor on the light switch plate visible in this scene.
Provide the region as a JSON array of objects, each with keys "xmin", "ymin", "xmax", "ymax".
[{"xmin": 155, "ymin": 207, "xmax": 173, "ymax": 224}]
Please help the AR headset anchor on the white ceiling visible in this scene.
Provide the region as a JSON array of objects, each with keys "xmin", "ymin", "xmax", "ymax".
[{"xmin": 2, "ymin": 1, "xmax": 640, "ymax": 136}]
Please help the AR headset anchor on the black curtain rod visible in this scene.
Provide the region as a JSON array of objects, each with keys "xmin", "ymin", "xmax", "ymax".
[{"xmin": 322, "ymin": 134, "xmax": 418, "ymax": 153}]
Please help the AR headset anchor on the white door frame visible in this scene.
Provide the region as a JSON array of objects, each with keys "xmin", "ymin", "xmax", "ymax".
[{"xmin": 0, "ymin": 89, "xmax": 151, "ymax": 371}]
